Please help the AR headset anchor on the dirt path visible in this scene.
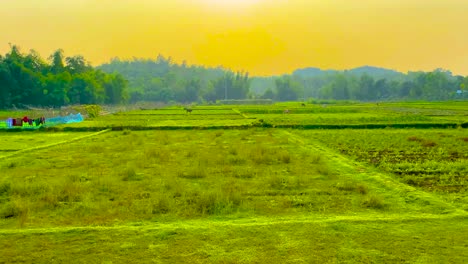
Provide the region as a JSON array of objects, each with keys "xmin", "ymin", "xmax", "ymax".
[
  {"xmin": 0, "ymin": 212, "xmax": 466, "ymax": 235},
  {"xmin": 0, "ymin": 129, "xmax": 111, "ymax": 161}
]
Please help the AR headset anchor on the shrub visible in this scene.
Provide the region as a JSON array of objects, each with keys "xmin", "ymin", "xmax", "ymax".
[{"xmin": 85, "ymin": 105, "xmax": 102, "ymax": 119}]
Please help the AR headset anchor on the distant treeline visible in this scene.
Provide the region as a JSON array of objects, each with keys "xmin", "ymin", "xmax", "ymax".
[
  {"xmin": 252, "ymin": 67, "xmax": 468, "ymax": 101},
  {"xmin": 101, "ymin": 59, "xmax": 467, "ymax": 104},
  {"xmin": 98, "ymin": 56, "xmax": 249, "ymax": 104},
  {"xmin": 2, "ymin": 45, "xmax": 467, "ymax": 109},
  {"xmin": 0, "ymin": 45, "xmax": 128, "ymax": 109}
]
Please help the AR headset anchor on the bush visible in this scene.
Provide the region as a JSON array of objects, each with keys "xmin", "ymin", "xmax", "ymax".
[{"xmin": 85, "ymin": 105, "xmax": 102, "ymax": 119}]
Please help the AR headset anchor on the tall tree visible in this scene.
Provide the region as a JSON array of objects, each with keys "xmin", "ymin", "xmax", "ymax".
[{"xmin": 274, "ymin": 76, "xmax": 302, "ymax": 101}]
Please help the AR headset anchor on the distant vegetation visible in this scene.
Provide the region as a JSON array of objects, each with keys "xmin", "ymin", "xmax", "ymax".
[
  {"xmin": 102, "ymin": 58, "xmax": 467, "ymax": 104},
  {"xmin": 253, "ymin": 66, "xmax": 468, "ymax": 101},
  {"xmin": 98, "ymin": 56, "xmax": 250, "ymax": 104},
  {"xmin": 0, "ymin": 45, "xmax": 128, "ymax": 109},
  {"xmin": 1, "ymin": 45, "xmax": 467, "ymax": 109}
]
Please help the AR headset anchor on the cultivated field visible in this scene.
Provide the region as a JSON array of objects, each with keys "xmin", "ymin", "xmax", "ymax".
[{"xmin": 0, "ymin": 102, "xmax": 467, "ymax": 263}]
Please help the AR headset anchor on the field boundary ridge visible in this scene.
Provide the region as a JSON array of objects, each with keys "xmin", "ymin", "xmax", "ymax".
[{"xmin": 0, "ymin": 129, "xmax": 111, "ymax": 161}]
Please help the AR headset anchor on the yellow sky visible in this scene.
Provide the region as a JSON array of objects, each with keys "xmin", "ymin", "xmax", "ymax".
[{"xmin": 1, "ymin": 0, "xmax": 467, "ymax": 76}]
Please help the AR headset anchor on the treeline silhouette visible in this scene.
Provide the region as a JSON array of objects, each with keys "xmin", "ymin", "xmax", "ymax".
[
  {"xmin": 0, "ymin": 45, "xmax": 127, "ymax": 109},
  {"xmin": 1, "ymin": 45, "xmax": 466, "ymax": 109},
  {"xmin": 252, "ymin": 67, "xmax": 467, "ymax": 101},
  {"xmin": 98, "ymin": 55, "xmax": 250, "ymax": 104},
  {"xmin": 102, "ymin": 58, "xmax": 467, "ymax": 103}
]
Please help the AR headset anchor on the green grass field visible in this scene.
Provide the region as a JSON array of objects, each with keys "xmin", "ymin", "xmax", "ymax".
[{"xmin": 0, "ymin": 102, "xmax": 467, "ymax": 263}]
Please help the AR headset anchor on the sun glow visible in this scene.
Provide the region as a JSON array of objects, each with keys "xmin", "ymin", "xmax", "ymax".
[
  {"xmin": 1, "ymin": 0, "xmax": 468, "ymax": 76},
  {"xmin": 203, "ymin": 0, "xmax": 262, "ymax": 8}
]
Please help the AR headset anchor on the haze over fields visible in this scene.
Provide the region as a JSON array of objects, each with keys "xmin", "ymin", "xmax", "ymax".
[{"xmin": 1, "ymin": 0, "xmax": 468, "ymax": 76}]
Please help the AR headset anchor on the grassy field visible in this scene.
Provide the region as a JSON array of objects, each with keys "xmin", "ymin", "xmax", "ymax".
[
  {"xmin": 0, "ymin": 101, "xmax": 467, "ymax": 263},
  {"xmin": 297, "ymin": 129, "xmax": 468, "ymax": 208}
]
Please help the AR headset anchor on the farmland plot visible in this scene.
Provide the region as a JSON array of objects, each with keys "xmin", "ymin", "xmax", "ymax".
[
  {"xmin": 298, "ymin": 129, "xmax": 468, "ymax": 209},
  {"xmin": 0, "ymin": 102, "xmax": 467, "ymax": 263}
]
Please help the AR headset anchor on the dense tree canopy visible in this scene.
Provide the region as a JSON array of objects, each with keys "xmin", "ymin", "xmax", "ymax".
[
  {"xmin": 2, "ymin": 45, "xmax": 466, "ymax": 109},
  {"xmin": 252, "ymin": 68, "xmax": 467, "ymax": 101},
  {"xmin": 0, "ymin": 45, "xmax": 128, "ymax": 109},
  {"xmin": 98, "ymin": 56, "xmax": 251, "ymax": 104}
]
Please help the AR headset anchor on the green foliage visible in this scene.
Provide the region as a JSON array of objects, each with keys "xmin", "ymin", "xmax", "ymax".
[
  {"xmin": 84, "ymin": 105, "xmax": 102, "ymax": 119},
  {"xmin": 0, "ymin": 45, "xmax": 128, "ymax": 109},
  {"xmin": 273, "ymin": 75, "xmax": 304, "ymax": 101},
  {"xmin": 254, "ymin": 68, "xmax": 468, "ymax": 102},
  {"xmin": 98, "ymin": 56, "xmax": 251, "ymax": 104}
]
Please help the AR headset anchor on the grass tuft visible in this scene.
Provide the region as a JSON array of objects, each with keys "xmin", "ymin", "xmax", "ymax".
[
  {"xmin": 122, "ymin": 166, "xmax": 143, "ymax": 181},
  {"xmin": 407, "ymin": 136, "xmax": 423, "ymax": 142},
  {"xmin": 152, "ymin": 194, "xmax": 171, "ymax": 214},
  {"xmin": 421, "ymin": 140, "xmax": 437, "ymax": 147},
  {"xmin": 0, "ymin": 202, "xmax": 21, "ymax": 219},
  {"xmin": 361, "ymin": 194, "xmax": 386, "ymax": 209},
  {"xmin": 228, "ymin": 156, "xmax": 247, "ymax": 165},
  {"xmin": 279, "ymin": 151, "xmax": 291, "ymax": 164},
  {"xmin": 178, "ymin": 166, "xmax": 206, "ymax": 179},
  {"xmin": 356, "ymin": 184, "xmax": 369, "ymax": 195},
  {"xmin": 336, "ymin": 181, "xmax": 357, "ymax": 192},
  {"xmin": 0, "ymin": 182, "xmax": 11, "ymax": 196}
]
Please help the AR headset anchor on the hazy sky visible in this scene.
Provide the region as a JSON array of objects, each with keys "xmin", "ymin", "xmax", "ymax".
[{"xmin": 1, "ymin": 0, "xmax": 467, "ymax": 76}]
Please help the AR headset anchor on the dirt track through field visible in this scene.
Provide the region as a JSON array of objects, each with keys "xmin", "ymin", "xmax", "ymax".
[
  {"xmin": 0, "ymin": 212, "xmax": 466, "ymax": 235},
  {"xmin": 0, "ymin": 129, "xmax": 111, "ymax": 161}
]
